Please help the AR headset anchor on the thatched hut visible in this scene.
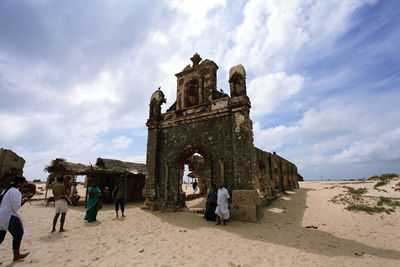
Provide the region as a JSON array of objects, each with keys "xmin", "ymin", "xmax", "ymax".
[
  {"xmin": 95, "ymin": 158, "xmax": 146, "ymax": 203},
  {"xmin": 44, "ymin": 158, "xmax": 146, "ymax": 203}
]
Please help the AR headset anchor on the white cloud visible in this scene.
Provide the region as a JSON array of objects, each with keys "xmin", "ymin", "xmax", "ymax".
[
  {"xmin": 111, "ymin": 136, "xmax": 133, "ymax": 149},
  {"xmin": 69, "ymin": 71, "xmax": 121, "ymax": 104},
  {"xmin": 224, "ymin": 0, "xmax": 376, "ymax": 73},
  {"xmin": 248, "ymin": 72, "xmax": 304, "ymax": 115},
  {"xmin": 253, "ymin": 121, "xmax": 299, "ymax": 150},
  {"xmin": 332, "ymin": 127, "xmax": 400, "ymax": 163},
  {"xmin": 167, "ymin": 0, "xmax": 226, "ymax": 40},
  {"xmin": 254, "ymin": 103, "xmax": 400, "ymax": 176}
]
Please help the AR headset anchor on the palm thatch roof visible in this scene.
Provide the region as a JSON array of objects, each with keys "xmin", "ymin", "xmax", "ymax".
[
  {"xmin": 44, "ymin": 158, "xmax": 146, "ymax": 176},
  {"xmin": 44, "ymin": 158, "xmax": 92, "ymax": 175},
  {"xmin": 96, "ymin": 158, "xmax": 146, "ymax": 175}
]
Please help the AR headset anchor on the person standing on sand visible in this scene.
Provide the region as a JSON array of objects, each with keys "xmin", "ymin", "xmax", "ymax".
[
  {"xmin": 0, "ymin": 176, "xmax": 30, "ymax": 262},
  {"xmin": 112, "ymin": 178, "xmax": 126, "ymax": 218},
  {"xmin": 70, "ymin": 182, "xmax": 81, "ymax": 205},
  {"xmin": 84, "ymin": 179, "xmax": 101, "ymax": 222},
  {"xmin": 215, "ymin": 183, "xmax": 230, "ymax": 226},
  {"xmin": 204, "ymin": 184, "xmax": 218, "ymax": 221},
  {"xmin": 51, "ymin": 176, "xmax": 68, "ymax": 232},
  {"xmin": 192, "ymin": 179, "xmax": 198, "ymax": 194}
]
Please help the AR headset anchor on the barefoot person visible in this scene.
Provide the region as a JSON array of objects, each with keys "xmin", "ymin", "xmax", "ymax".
[
  {"xmin": 215, "ymin": 183, "xmax": 230, "ymax": 226},
  {"xmin": 0, "ymin": 176, "xmax": 30, "ymax": 261},
  {"xmin": 51, "ymin": 176, "xmax": 68, "ymax": 232},
  {"xmin": 84, "ymin": 179, "xmax": 101, "ymax": 222},
  {"xmin": 112, "ymin": 178, "xmax": 126, "ymax": 218},
  {"xmin": 204, "ymin": 184, "xmax": 218, "ymax": 221},
  {"xmin": 70, "ymin": 182, "xmax": 81, "ymax": 205}
]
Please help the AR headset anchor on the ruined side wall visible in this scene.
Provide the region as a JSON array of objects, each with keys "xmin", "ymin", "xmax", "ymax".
[
  {"xmin": 254, "ymin": 148, "xmax": 300, "ymax": 205},
  {"xmin": 0, "ymin": 148, "xmax": 25, "ymax": 187}
]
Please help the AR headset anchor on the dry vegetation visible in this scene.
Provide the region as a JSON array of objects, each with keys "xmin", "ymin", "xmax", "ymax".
[{"xmin": 331, "ymin": 173, "xmax": 400, "ymax": 215}]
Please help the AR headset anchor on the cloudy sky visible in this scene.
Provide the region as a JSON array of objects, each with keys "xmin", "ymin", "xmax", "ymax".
[{"xmin": 1, "ymin": 0, "xmax": 399, "ymax": 180}]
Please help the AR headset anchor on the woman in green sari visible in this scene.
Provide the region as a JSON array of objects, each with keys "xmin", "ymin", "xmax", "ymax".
[
  {"xmin": 84, "ymin": 180, "xmax": 101, "ymax": 222},
  {"xmin": 204, "ymin": 184, "xmax": 218, "ymax": 221}
]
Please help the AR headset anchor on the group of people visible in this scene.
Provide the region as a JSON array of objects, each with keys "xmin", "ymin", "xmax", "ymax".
[
  {"xmin": 52, "ymin": 177, "xmax": 126, "ymax": 228},
  {"xmin": 0, "ymin": 175, "xmax": 230, "ymax": 263},
  {"xmin": 204, "ymin": 183, "xmax": 231, "ymax": 226},
  {"xmin": 0, "ymin": 175, "xmax": 127, "ymax": 263}
]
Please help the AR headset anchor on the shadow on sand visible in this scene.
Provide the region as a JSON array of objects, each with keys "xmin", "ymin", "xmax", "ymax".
[{"xmin": 149, "ymin": 188, "xmax": 400, "ymax": 260}]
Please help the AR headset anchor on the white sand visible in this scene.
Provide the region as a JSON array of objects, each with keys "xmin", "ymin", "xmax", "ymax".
[{"xmin": 1, "ymin": 179, "xmax": 399, "ymax": 266}]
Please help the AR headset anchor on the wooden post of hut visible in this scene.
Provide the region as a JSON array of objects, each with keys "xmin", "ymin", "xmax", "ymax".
[
  {"xmin": 44, "ymin": 175, "xmax": 50, "ymax": 201},
  {"xmin": 85, "ymin": 165, "xmax": 91, "ymax": 208}
]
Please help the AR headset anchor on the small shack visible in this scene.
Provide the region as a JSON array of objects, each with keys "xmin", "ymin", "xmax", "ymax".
[{"xmin": 45, "ymin": 158, "xmax": 146, "ymax": 203}]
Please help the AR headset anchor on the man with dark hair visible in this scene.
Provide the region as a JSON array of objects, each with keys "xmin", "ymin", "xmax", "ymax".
[
  {"xmin": 112, "ymin": 178, "xmax": 125, "ymax": 218},
  {"xmin": 0, "ymin": 176, "xmax": 30, "ymax": 261},
  {"xmin": 51, "ymin": 176, "xmax": 68, "ymax": 232}
]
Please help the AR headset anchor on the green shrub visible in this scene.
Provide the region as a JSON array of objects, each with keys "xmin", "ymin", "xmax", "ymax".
[
  {"xmin": 368, "ymin": 173, "xmax": 398, "ymax": 182},
  {"xmin": 347, "ymin": 187, "xmax": 368, "ymax": 195},
  {"xmin": 380, "ymin": 173, "xmax": 398, "ymax": 180},
  {"xmin": 346, "ymin": 204, "xmax": 394, "ymax": 215},
  {"xmin": 367, "ymin": 175, "xmax": 379, "ymax": 180},
  {"xmin": 377, "ymin": 196, "xmax": 400, "ymax": 207},
  {"xmin": 374, "ymin": 180, "xmax": 389, "ymax": 188}
]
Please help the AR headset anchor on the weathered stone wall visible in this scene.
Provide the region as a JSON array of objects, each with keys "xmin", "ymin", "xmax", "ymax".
[{"xmin": 254, "ymin": 148, "xmax": 299, "ymax": 205}]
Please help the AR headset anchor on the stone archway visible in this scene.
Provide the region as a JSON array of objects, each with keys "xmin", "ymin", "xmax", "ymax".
[{"xmin": 175, "ymin": 145, "xmax": 212, "ymax": 203}]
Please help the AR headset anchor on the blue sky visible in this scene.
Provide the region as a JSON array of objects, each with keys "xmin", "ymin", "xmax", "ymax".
[{"xmin": 1, "ymin": 0, "xmax": 399, "ymax": 180}]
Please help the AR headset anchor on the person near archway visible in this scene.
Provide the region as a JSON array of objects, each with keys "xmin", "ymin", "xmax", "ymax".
[
  {"xmin": 215, "ymin": 183, "xmax": 230, "ymax": 225},
  {"xmin": 204, "ymin": 184, "xmax": 217, "ymax": 221},
  {"xmin": 192, "ymin": 179, "xmax": 198, "ymax": 194}
]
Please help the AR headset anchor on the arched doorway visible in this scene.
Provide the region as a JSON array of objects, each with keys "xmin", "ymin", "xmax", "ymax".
[{"xmin": 175, "ymin": 145, "xmax": 212, "ymax": 208}]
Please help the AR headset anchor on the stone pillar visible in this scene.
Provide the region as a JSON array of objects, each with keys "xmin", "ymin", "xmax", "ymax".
[
  {"xmin": 230, "ymin": 190, "xmax": 263, "ymax": 222},
  {"xmin": 229, "ymin": 104, "xmax": 257, "ymax": 190},
  {"xmin": 143, "ymin": 127, "xmax": 161, "ymax": 210}
]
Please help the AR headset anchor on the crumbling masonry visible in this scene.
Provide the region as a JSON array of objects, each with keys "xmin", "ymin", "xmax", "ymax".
[{"xmin": 144, "ymin": 54, "xmax": 300, "ymax": 222}]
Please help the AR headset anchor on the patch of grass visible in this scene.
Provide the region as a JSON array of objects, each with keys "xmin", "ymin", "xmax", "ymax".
[
  {"xmin": 374, "ymin": 180, "xmax": 389, "ymax": 187},
  {"xmin": 346, "ymin": 204, "xmax": 394, "ymax": 215},
  {"xmin": 346, "ymin": 187, "xmax": 368, "ymax": 195},
  {"xmin": 367, "ymin": 175, "xmax": 380, "ymax": 181},
  {"xmin": 394, "ymin": 182, "xmax": 400, "ymax": 192},
  {"xmin": 377, "ymin": 196, "xmax": 400, "ymax": 207},
  {"xmin": 368, "ymin": 173, "xmax": 398, "ymax": 181}
]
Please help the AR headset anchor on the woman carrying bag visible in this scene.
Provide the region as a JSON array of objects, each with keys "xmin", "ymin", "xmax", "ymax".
[{"xmin": 0, "ymin": 176, "xmax": 30, "ymax": 262}]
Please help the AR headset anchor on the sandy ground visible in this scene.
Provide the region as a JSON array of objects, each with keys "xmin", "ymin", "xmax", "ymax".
[{"xmin": 1, "ymin": 179, "xmax": 399, "ymax": 267}]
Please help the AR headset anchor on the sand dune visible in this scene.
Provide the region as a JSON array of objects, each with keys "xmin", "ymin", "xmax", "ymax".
[{"xmin": 1, "ymin": 179, "xmax": 399, "ymax": 266}]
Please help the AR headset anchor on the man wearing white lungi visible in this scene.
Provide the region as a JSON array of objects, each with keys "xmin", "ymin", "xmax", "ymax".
[{"xmin": 215, "ymin": 183, "xmax": 230, "ymax": 225}]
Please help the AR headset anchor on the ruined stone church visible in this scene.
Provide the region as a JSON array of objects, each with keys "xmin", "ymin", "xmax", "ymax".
[{"xmin": 144, "ymin": 54, "xmax": 300, "ymax": 222}]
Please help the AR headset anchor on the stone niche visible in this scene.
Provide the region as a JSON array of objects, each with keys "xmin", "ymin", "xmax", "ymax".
[{"xmin": 143, "ymin": 54, "xmax": 301, "ymax": 222}]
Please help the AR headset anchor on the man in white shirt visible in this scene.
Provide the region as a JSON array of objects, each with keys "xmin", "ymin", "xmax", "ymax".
[
  {"xmin": 215, "ymin": 183, "xmax": 230, "ymax": 225},
  {"xmin": 0, "ymin": 176, "xmax": 30, "ymax": 261}
]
